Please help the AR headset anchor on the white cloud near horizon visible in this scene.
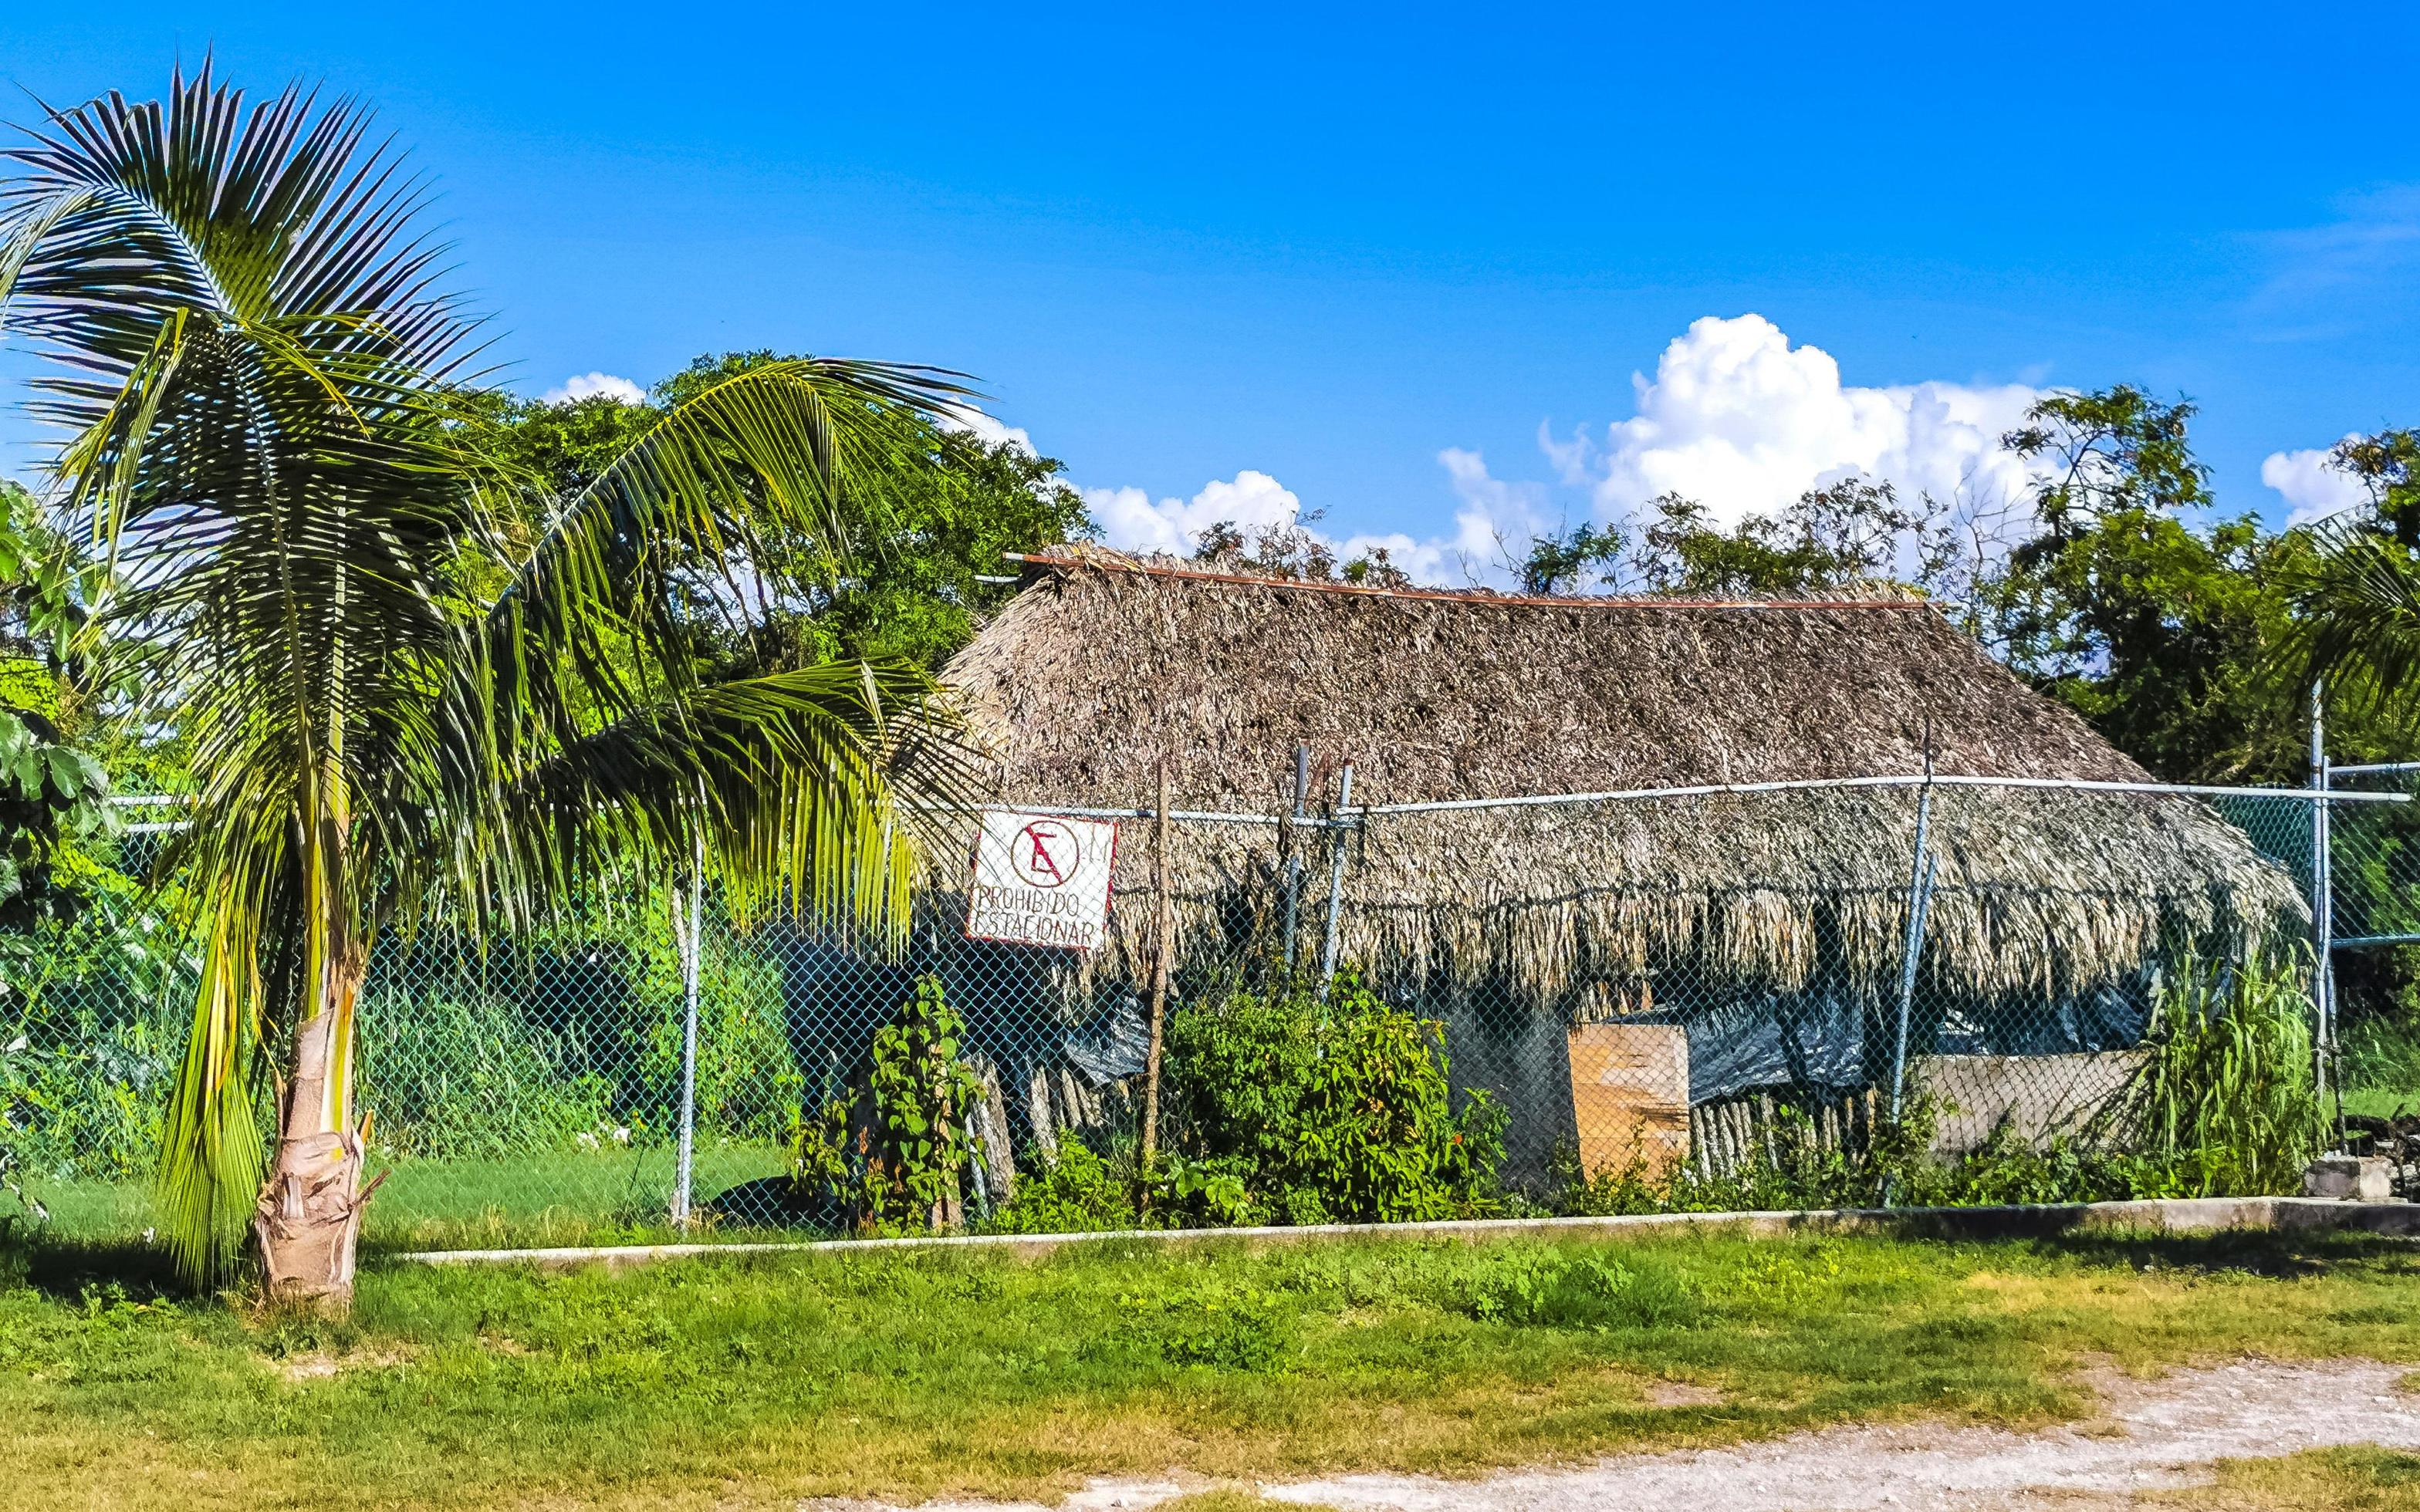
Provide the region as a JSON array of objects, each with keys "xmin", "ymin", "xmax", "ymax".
[
  {"xmin": 1082, "ymin": 471, "xmax": 1305, "ymax": 559},
  {"xmin": 1068, "ymin": 311, "xmax": 2385, "ymax": 589},
  {"xmin": 540, "ymin": 371, "xmax": 647, "ymax": 406}
]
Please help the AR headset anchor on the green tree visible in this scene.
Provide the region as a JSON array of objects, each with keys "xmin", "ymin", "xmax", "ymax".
[
  {"xmin": 1979, "ymin": 389, "xmax": 2305, "ymax": 780},
  {"xmin": 1519, "ymin": 521, "xmax": 1625, "ymax": 594},
  {"xmin": 0, "ymin": 66, "xmax": 975, "ymax": 1303},
  {"xmin": 1519, "ymin": 479, "xmax": 1946, "ymax": 599},
  {"xmin": 657, "ymin": 350, "xmax": 1090, "ymax": 670},
  {"xmin": 2280, "ymin": 431, "xmax": 2420, "ymax": 731},
  {"xmin": 470, "ymin": 354, "xmax": 1092, "ymax": 670}
]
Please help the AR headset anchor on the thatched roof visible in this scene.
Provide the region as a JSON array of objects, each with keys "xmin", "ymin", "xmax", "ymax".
[{"xmin": 931, "ymin": 552, "xmax": 2304, "ymax": 1002}]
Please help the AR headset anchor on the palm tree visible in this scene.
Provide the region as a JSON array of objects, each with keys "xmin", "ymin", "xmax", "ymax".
[{"xmin": 0, "ymin": 65, "xmax": 975, "ymax": 1304}]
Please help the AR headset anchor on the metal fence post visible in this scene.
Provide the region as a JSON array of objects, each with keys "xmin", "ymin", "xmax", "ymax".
[
  {"xmin": 1316, "ymin": 763, "xmax": 1355, "ymax": 1002},
  {"xmin": 2311, "ymin": 681, "xmax": 2334, "ymax": 1109},
  {"xmin": 671, "ymin": 839, "xmax": 704, "ymax": 1230},
  {"xmin": 1887, "ymin": 778, "xmax": 1938, "ymax": 1122},
  {"xmin": 1280, "ymin": 744, "xmax": 1310, "ymax": 971}
]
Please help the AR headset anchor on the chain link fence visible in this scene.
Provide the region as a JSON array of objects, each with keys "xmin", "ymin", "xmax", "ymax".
[{"xmin": 2, "ymin": 778, "xmax": 2403, "ymax": 1252}]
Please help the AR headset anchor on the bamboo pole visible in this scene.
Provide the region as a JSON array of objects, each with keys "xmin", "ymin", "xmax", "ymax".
[{"xmin": 1141, "ymin": 758, "xmax": 1173, "ymax": 1169}]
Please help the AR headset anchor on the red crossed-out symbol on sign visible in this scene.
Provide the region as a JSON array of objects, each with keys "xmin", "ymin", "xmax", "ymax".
[{"xmin": 1010, "ymin": 819, "xmax": 1081, "ymax": 889}]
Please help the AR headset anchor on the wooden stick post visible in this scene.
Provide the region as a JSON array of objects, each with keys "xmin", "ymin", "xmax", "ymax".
[{"xmin": 1141, "ymin": 758, "xmax": 1174, "ymax": 1169}]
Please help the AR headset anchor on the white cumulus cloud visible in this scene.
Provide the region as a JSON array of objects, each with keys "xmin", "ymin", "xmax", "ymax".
[
  {"xmin": 1083, "ymin": 471, "xmax": 1306, "ymax": 559},
  {"xmin": 541, "ymin": 371, "xmax": 647, "ymax": 406},
  {"xmin": 1570, "ymin": 314, "xmax": 2042, "ymax": 528},
  {"xmin": 1082, "ymin": 456, "xmax": 1549, "ymax": 588},
  {"xmin": 2261, "ymin": 437, "xmax": 2369, "ymax": 524}
]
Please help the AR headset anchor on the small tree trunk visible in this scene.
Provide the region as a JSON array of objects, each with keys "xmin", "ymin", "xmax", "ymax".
[{"xmin": 255, "ymin": 939, "xmax": 371, "ymax": 1308}]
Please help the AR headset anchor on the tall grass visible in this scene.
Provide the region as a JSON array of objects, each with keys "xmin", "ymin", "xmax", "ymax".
[{"xmin": 2110, "ymin": 948, "xmax": 2325, "ymax": 1196}]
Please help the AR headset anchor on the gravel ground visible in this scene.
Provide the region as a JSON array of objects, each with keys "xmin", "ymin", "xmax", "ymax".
[{"xmin": 908, "ymin": 1358, "xmax": 2420, "ymax": 1512}]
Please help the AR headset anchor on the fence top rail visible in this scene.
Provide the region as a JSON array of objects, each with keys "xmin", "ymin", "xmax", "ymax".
[
  {"xmin": 2331, "ymin": 761, "xmax": 2420, "ymax": 778},
  {"xmin": 975, "ymin": 771, "xmax": 2408, "ymax": 829},
  {"xmin": 1354, "ymin": 773, "xmax": 2409, "ymax": 815}
]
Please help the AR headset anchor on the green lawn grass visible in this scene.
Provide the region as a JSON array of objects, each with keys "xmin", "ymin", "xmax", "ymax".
[
  {"xmin": 2, "ymin": 1224, "xmax": 2417, "ymax": 1511},
  {"xmin": 2346, "ymin": 1085, "xmax": 2420, "ymax": 1121},
  {"xmin": 15, "ymin": 1139, "xmax": 809, "ymax": 1254}
]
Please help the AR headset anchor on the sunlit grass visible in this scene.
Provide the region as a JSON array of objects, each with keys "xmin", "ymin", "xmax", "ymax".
[{"xmin": 2, "ymin": 1225, "xmax": 2417, "ymax": 1510}]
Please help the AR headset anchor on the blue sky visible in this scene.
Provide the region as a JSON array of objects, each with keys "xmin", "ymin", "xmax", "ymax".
[{"xmin": 6, "ymin": 3, "xmax": 2420, "ymax": 579}]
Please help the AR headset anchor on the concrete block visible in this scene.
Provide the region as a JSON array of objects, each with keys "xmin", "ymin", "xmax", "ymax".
[{"xmin": 2303, "ymin": 1154, "xmax": 2396, "ymax": 1202}]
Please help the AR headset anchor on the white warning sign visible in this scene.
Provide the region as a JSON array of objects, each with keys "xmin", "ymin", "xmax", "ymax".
[{"xmin": 965, "ymin": 811, "xmax": 1118, "ymax": 951}]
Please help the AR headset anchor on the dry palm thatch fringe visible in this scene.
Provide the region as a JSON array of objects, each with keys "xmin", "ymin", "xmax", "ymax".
[{"xmin": 917, "ymin": 552, "xmax": 2305, "ymax": 1004}]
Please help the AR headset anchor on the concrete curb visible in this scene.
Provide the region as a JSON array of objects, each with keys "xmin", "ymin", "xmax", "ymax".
[{"xmin": 382, "ymin": 1195, "xmax": 2420, "ymax": 1272}]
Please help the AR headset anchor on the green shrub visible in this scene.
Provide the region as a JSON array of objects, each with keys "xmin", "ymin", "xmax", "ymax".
[
  {"xmin": 789, "ymin": 976, "xmax": 984, "ymax": 1232},
  {"xmin": 984, "ymin": 1138, "xmax": 1146, "ymax": 1234},
  {"xmin": 1163, "ymin": 970, "xmax": 1506, "ymax": 1225},
  {"xmin": 2344, "ymin": 1014, "xmax": 2420, "ymax": 1116}
]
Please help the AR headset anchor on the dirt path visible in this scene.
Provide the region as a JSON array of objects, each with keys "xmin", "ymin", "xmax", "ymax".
[{"xmin": 914, "ymin": 1358, "xmax": 2420, "ymax": 1512}]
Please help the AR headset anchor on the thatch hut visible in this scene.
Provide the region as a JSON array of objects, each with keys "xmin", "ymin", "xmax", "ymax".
[{"xmin": 916, "ymin": 550, "xmax": 2303, "ymax": 1176}]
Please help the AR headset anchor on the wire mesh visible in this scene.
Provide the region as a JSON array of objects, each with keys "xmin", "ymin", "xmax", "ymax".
[{"xmin": 0, "ymin": 781, "xmax": 2398, "ymax": 1250}]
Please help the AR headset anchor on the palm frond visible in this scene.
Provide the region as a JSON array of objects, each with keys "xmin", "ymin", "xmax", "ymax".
[
  {"xmin": 2278, "ymin": 513, "xmax": 2420, "ymax": 724},
  {"xmin": 445, "ymin": 661, "xmax": 978, "ymax": 943}
]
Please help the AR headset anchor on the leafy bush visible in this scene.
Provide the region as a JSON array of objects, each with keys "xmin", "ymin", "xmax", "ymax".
[
  {"xmin": 0, "ymin": 875, "xmax": 184, "ymax": 1186},
  {"xmin": 790, "ymin": 976, "xmax": 985, "ymax": 1231},
  {"xmin": 984, "ymin": 1137, "xmax": 1146, "ymax": 1234},
  {"xmin": 1162, "ymin": 970, "xmax": 1506, "ymax": 1225}
]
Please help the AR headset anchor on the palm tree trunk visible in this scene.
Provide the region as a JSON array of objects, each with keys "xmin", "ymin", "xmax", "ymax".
[{"xmin": 254, "ymin": 936, "xmax": 370, "ymax": 1307}]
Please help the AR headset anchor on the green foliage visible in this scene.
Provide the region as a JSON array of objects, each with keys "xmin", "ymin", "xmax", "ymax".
[
  {"xmin": 354, "ymin": 988, "xmax": 617, "ymax": 1162},
  {"xmin": 0, "ymin": 709, "xmax": 108, "ymax": 932},
  {"xmin": 1631, "ymin": 480, "xmax": 1952, "ymax": 597},
  {"xmin": 983, "ymin": 1138, "xmax": 1144, "ymax": 1234},
  {"xmin": 1519, "ymin": 479, "xmax": 1953, "ymax": 600},
  {"xmin": 1162, "ymin": 970, "xmax": 1506, "ymax": 1225},
  {"xmin": 2343, "ymin": 1012, "xmax": 2420, "ymax": 1116},
  {"xmin": 790, "ymin": 976, "xmax": 985, "ymax": 1231},
  {"xmin": 2112, "ymin": 949, "xmax": 2326, "ymax": 1196},
  {"xmin": 1187, "ymin": 513, "xmax": 1411, "ymax": 589},
  {"xmin": 644, "ymin": 349, "xmax": 1092, "ymax": 670},
  {"xmin": 1519, "ymin": 521, "xmax": 1627, "ymax": 594},
  {"xmin": 2001, "ymin": 385, "xmax": 2213, "ymax": 536}
]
